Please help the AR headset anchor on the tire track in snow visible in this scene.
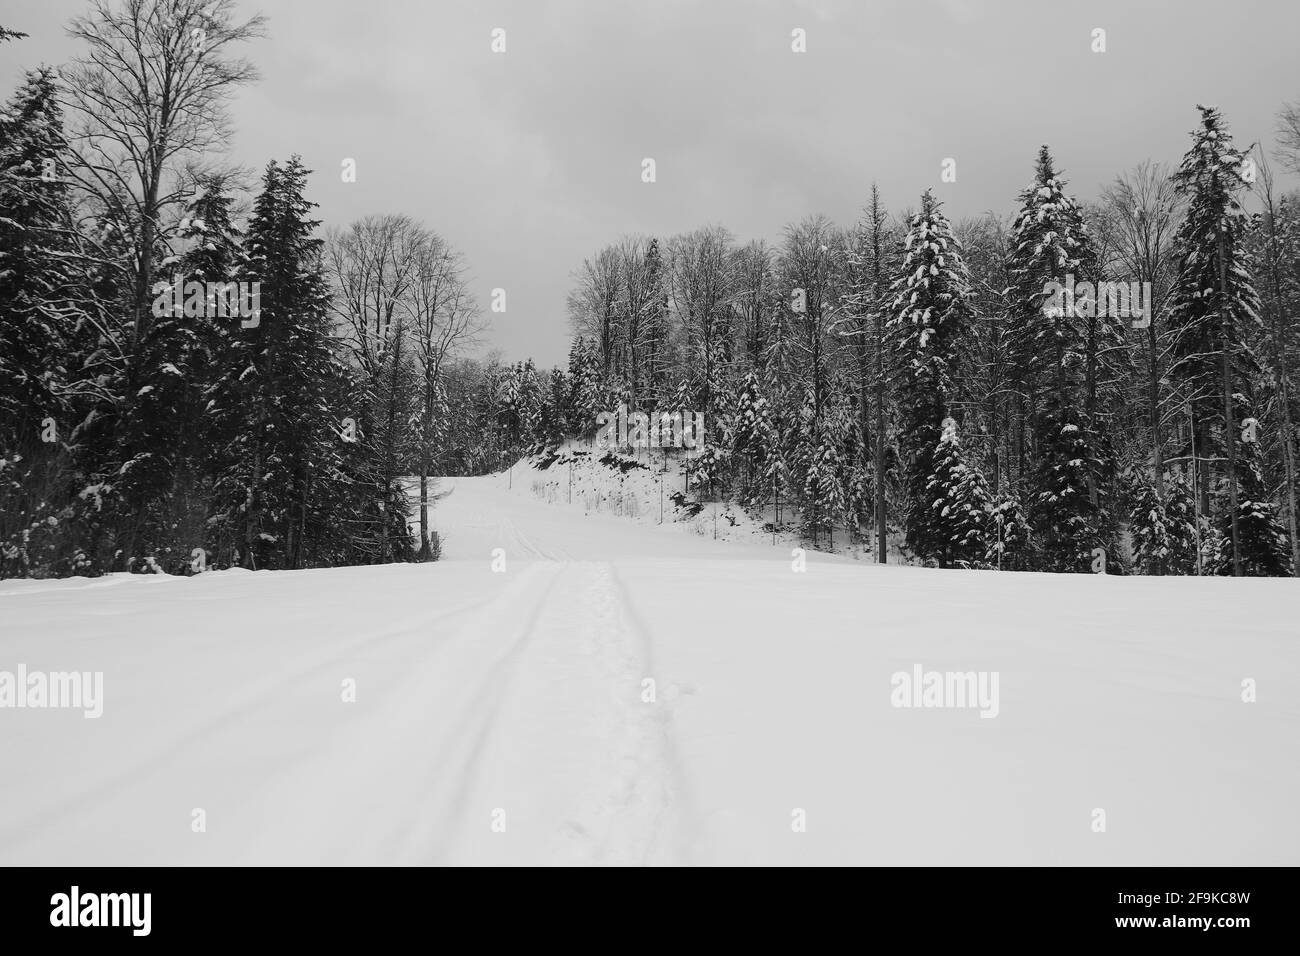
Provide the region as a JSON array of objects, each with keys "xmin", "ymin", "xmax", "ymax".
[
  {"xmin": 417, "ymin": 561, "xmax": 570, "ymax": 862},
  {"xmin": 0, "ymin": 587, "xmax": 501, "ymax": 858}
]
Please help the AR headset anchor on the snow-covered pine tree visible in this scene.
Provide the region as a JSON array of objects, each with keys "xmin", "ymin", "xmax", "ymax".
[
  {"xmin": 1007, "ymin": 147, "xmax": 1107, "ymax": 571},
  {"xmin": 923, "ymin": 418, "xmax": 992, "ymax": 568},
  {"xmin": 1127, "ymin": 471, "xmax": 1199, "ymax": 575},
  {"xmin": 1209, "ymin": 422, "xmax": 1290, "ymax": 576},
  {"xmin": 495, "ymin": 360, "xmax": 519, "ymax": 443},
  {"xmin": 828, "ymin": 380, "xmax": 871, "ymax": 537},
  {"xmin": 1249, "ymin": 182, "xmax": 1300, "ymax": 575},
  {"xmin": 797, "ymin": 408, "xmax": 847, "ymax": 546},
  {"xmin": 520, "ymin": 359, "xmax": 545, "ymax": 447},
  {"xmin": 128, "ymin": 179, "xmax": 248, "ymax": 570},
  {"xmin": 0, "ymin": 68, "xmax": 71, "ymax": 440},
  {"xmin": 986, "ymin": 490, "xmax": 1030, "ymax": 571},
  {"xmin": 1028, "ymin": 410, "xmax": 1102, "ymax": 572},
  {"xmin": 0, "ymin": 67, "xmax": 79, "ymax": 576},
  {"xmin": 848, "ymin": 183, "xmax": 893, "ymax": 563},
  {"xmin": 1165, "ymin": 106, "xmax": 1265, "ymax": 574},
  {"xmin": 541, "ymin": 367, "xmax": 570, "ymax": 444},
  {"xmin": 212, "ymin": 157, "xmax": 355, "ymax": 570},
  {"xmin": 887, "ymin": 190, "xmax": 973, "ymax": 562},
  {"xmin": 567, "ymin": 337, "xmax": 603, "ymax": 437},
  {"xmin": 642, "ymin": 237, "xmax": 670, "ymax": 403},
  {"xmin": 498, "ymin": 359, "xmax": 544, "ymax": 450},
  {"xmin": 729, "ymin": 368, "xmax": 775, "ymax": 502}
]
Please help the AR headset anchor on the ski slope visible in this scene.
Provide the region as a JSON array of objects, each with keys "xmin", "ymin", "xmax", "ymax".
[{"xmin": 1, "ymin": 468, "xmax": 1298, "ymax": 866}]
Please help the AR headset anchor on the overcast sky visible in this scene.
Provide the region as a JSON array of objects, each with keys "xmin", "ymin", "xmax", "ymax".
[{"xmin": 3, "ymin": 0, "xmax": 1298, "ymax": 367}]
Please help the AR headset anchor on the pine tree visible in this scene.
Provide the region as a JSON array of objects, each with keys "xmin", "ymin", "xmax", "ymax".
[
  {"xmin": 924, "ymin": 418, "xmax": 992, "ymax": 568},
  {"xmin": 1210, "ymin": 426, "xmax": 1290, "ymax": 576},
  {"xmin": 729, "ymin": 368, "xmax": 775, "ymax": 501},
  {"xmin": 1007, "ymin": 147, "xmax": 1107, "ymax": 571},
  {"xmin": 0, "ymin": 68, "xmax": 71, "ymax": 438},
  {"xmin": 1166, "ymin": 106, "xmax": 1264, "ymax": 575},
  {"xmin": 133, "ymin": 180, "xmax": 248, "ymax": 570},
  {"xmin": 642, "ymin": 237, "xmax": 670, "ymax": 402},
  {"xmin": 986, "ymin": 491, "xmax": 1030, "ymax": 571},
  {"xmin": 887, "ymin": 190, "xmax": 973, "ymax": 560},
  {"xmin": 828, "ymin": 381, "xmax": 871, "ymax": 535},
  {"xmin": 0, "ymin": 67, "xmax": 79, "ymax": 576},
  {"xmin": 211, "ymin": 157, "xmax": 350, "ymax": 569},
  {"xmin": 1029, "ymin": 410, "xmax": 1102, "ymax": 572},
  {"xmin": 542, "ymin": 368, "xmax": 571, "ymax": 443},
  {"xmin": 797, "ymin": 409, "xmax": 846, "ymax": 544},
  {"xmin": 567, "ymin": 337, "xmax": 603, "ymax": 436},
  {"xmin": 1127, "ymin": 471, "xmax": 1199, "ymax": 575}
]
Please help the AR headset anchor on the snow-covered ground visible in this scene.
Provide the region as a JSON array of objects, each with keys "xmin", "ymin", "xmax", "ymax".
[{"xmin": 1, "ymin": 462, "xmax": 1298, "ymax": 865}]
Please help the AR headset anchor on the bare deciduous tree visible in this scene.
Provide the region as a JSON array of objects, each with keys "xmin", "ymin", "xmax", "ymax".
[
  {"xmin": 60, "ymin": 0, "xmax": 265, "ymax": 349},
  {"xmin": 1102, "ymin": 162, "xmax": 1183, "ymax": 501},
  {"xmin": 404, "ymin": 234, "xmax": 481, "ymax": 559},
  {"xmin": 1276, "ymin": 98, "xmax": 1300, "ymax": 175}
]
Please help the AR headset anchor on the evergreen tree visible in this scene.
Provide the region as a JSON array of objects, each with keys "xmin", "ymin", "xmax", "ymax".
[
  {"xmin": 0, "ymin": 68, "xmax": 71, "ymax": 439},
  {"xmin": 542, "ymin": 367, "xmax": 571, "ymax": 443},
  {"xmin": 146, "ymin": 182, "xmax": 248, "ymax": 569},
  {"xmin": 729, "ymin": 368, "xmax": 775, "ymax": 499},
  {"xmin": 1028, "ymin": 409, "xmax": 1103, "ymax": 571},
  {"xmin": 986, "ymin": 490, "xmax": 1030, "ymax": 571},
  {"xmin": 0, "ymin": 67, "xmax": 79, "ymax": 576},
  {"xmin": 797, "ymin": 408, "xmax": 846, "ymax": 544},
  {"xmin": 1007, "ymin": 147, "xmax": 1108, "ymax": 571},
  {"xmin": 1210, "ymin": 427, "xmax": 1290, "ymax": 575},
  {"xmin": 1127, "ymin": 471, "xmax": 1199, "ymax": 575},
  {"xmin": 1166, "ymin": 106, "xmax": 1266, "ymax": 575},
  {"xmin": 567, "ymin": 337, "xmax": 603, "ymax": 436},
  {"xmin": 211, "ymin": 157, "xmax": 352, "ymax": 569},
  {"xmin": 924, "ymin": 418, "xmax": 992, "ymax": 569},
  {"xmin": 887, "ymin": 190, "xmax": 973, "ymax": 560}
]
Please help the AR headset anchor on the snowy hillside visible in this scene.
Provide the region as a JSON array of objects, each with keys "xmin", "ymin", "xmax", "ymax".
[
  {"xmin": 2, "ymin": 463, "xmax": 1297, "ymax": 866},
  {"xmin": 490, "ymin": 439, "xmax": 903, "ymax": 561}
]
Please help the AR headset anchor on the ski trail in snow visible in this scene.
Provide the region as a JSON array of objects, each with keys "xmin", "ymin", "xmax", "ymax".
[
  {"xmin": 424, "ymin": 559, "xmax": 690, "ymax": 866},
  {"xmin": 0, "ymin": 589, "xmax": 507, "ymax": 860},
  {"xmin": 551, "ymin": 561, "xmax": 682, "ymax": 865},
  {"xmin": 414, "ymin": 562, "xmax": 569, "ymax": 863}
]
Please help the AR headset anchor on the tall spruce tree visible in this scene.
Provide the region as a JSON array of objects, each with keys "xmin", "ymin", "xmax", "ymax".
[
  {"xmin": 1007, "ymin": 147, "xmax": 1107, "ymax": 571},
  {"xmin": 0, "ymin": 68, "xmax": 79, "ymax": 575},
  {"xmin": 1166, "ymin": 106, "xmax": 1266, "ymax": 575},
  {"xmin": 887, "ymin": 190, "xmax": 973, "ymax": 562},
  {"xmin": 211, "ymin": 157, "xmax": 349, "ymax": 569}
]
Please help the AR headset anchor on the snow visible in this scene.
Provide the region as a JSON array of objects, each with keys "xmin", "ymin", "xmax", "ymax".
[{"xmin": 1, "ymin": 462, "xmax": 1297, "ymax": 865}]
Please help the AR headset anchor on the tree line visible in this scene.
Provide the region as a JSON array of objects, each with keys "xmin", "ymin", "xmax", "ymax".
[
  {"xmin": 543, "ymin": 108, "xmax": 1300, "ymax": 576},
  {"xmin": 0, "ymin": 1, "xmax": 488, "ymax": 576}
]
